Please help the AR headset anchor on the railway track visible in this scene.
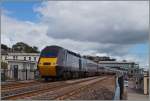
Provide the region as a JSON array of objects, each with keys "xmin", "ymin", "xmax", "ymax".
[
  {"xmin": 1, "ymin": 76, "xmax": 100, "ymax": 100},
  {"xmin": 1, "ymin": 81, "xmax": 41, "ymax": 91},
  {"xmin": 55, "ymin": 77, "xmax": 114, "ymax": 100},
  {"xmin": 54, "ymin": 77, "xmax": 107, "ymax": 100},
  {"xmin": 31, "ymin": 76, "xmax": 107, "ymax": 100},
  {"xmin": 24, "ymin": 76, "xmax": 109, "ymax": 100}
]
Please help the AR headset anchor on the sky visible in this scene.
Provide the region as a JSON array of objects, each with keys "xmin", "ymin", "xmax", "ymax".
[{"xmin": 1, "ymin": 1, "xmax": 149, "ymax": 69}]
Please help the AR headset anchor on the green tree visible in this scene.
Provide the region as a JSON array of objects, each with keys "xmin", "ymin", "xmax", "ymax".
[
  {"xmin": 1, "ymin": 44, "xmax": 11, "ymax": 52},
  {"xmin": 32, "ymin": 46, "xmax": 39, "ymax": 53},
  {"xmin": 1, "ymin": 44, "xmax": 8, "ymax": 50},
  {"xmin": 12, "ymin": 42, "xmax": 39, "ymax": 53}
]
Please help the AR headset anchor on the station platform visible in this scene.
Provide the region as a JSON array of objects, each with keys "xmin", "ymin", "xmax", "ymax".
[{"xmin": 127, "ymin": 81, "xmax": 149, "ymax": 100}]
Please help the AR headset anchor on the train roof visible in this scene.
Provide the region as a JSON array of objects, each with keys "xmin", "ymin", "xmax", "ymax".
[
  {"xmin": 44, "ymin": 45, "xmax": 63, "ymax": 50},
  {"xmin": 43, "ymin": 45, "xmax": 81, "ymax": 57},
  {"xmin": 42, "ymin": 45, "xmax": 98, "ymax": 63}
]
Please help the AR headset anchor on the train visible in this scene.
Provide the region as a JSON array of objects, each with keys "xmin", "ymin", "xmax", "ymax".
[{"xmin": 37, "ymin": 45, "xmax": 116, "ymax": 81}]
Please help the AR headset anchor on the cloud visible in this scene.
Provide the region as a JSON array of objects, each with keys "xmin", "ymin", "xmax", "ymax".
[
  {"xmin": 1, "ymin": 14, "xmax": 49, "ymax": 47},
  {"xmin": 35, "ymin": 1, "xmax": 149, "ymax": 44},
  {"xmin": 1, "ymin": 1, "xmax": 149, "ymax": 67}
]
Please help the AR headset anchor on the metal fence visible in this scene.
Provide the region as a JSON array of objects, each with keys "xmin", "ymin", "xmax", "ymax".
[{"xmin": 1, "ymin": 69, "xmax": 40, "ymax": 81}]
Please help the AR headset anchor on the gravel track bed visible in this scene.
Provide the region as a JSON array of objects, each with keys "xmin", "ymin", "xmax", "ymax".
[
  {"xmin": 1, "ymin": 80, "xmax": 38, "ymax": 90},
  {"xmin": 1, "ymin": 81, "xmax": 41, "ymax": 91},
  {"xmin": 25, "ymin": 76, "xmax": 108, "ymax": 100},
  {"xmin": 1, "ymin": 81, "xmax": 65, "ymax": 99},
  {"xmin": 68, "ymin": 77, "xmax": 115, "ymax": 100},
  {"xmin": 2, "ymin": 76, "xmax": 99, "ymax": 100}
]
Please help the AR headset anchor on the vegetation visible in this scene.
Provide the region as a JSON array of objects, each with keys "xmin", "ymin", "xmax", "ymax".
[
  {"xmin": 12, "ymin": 42, "xmax": 39, "ymax": 53},
  {"xmin": 1, "ymin": 42, "xmax": 40, "ymax": 53},
  {"xmin": 1, "ymin": 44, "xmax": 11, "ymax": 52}
]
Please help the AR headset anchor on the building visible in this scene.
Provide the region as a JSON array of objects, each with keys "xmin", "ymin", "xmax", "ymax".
[
  {"xmin": 98, "ymin": 61, "xmax": 141, "ymax": 77},
  {"xmin": 143, "ymin": 70, "xmax": 149, "ymax": 95},
  {"xmin": 83, "ymin": 56, "xmax": 116, "ymax": 63},
  {"xmin": 1, "ymin": 53, "xmax": 40, "ymax": 80}
]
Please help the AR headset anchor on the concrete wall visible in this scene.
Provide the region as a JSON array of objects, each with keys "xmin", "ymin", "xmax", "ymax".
[
  {"xmin": 2, "ymin": 69, "xmax": 36, "ymax": 81},
  {"xmin": 1, "ymin": 53, "xmax": 40, "ymax": 62}
]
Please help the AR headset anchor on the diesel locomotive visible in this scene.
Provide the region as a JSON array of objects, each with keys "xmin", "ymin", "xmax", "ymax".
[{"xmin": 37, "ymin": 45, "xmax": 101, "ymax": 80}]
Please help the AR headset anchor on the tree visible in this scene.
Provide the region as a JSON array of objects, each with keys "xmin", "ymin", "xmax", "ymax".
[
  {"xmin": 32, "ymin": 46, "xmax": 39, "ymax": 53},
  {"xmin": 12, "ymin": 42, "xmax": 27, "ymax": 52},
  {"xmin": 12, "ymin": 42, "xmax": 39, "ymax": 53},
  {"xmin": 1, "ymin": 44, "xmax": 11, "ymax": 51},
  {"xmin": 1, "ymin": 44, "xmax": 8, "ymax": 50}
]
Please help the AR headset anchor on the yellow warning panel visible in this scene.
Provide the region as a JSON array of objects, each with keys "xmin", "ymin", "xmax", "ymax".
[{"xmin": 38, "ymin": 57, "xmax": 57, "ymax": 76}]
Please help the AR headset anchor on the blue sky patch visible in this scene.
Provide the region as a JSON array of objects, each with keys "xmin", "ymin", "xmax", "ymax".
[{"xmin": 2, "ymin": 1, "xmax": 41, "ymax": 22}]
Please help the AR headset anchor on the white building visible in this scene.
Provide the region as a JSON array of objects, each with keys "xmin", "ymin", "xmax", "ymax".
[
  {"xmin": 98, "ymin": 61, "xmax": 141, "ymax": 77},
  {"xmin": 1, "ymin": 53, "xmax": 40, "ymax": 80}
]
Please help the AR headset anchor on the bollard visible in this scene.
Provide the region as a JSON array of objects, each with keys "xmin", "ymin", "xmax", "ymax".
[{"xmin": 118, "ymin": 76, "xmax": 124, "ymax": 100}]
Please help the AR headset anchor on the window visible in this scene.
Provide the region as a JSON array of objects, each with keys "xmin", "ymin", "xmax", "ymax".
[
  {"xmin": 41, "ymin": 47, "xmax": 59, "ymax": 57},
  {"xmin": 10, "ymin": 65, "xmax": 13, "ymax": 70},
  {"xmin": 29, "ymin": 57, "xmax": 31, "ymax": 60},
  {"xmin": 24, "ymin": 57, "xmax": 26, "ymax": 60},
  {"xmin": 34, "ymin": 57, "xmax": 36, "ymax": 61},
  {"xmin": 13, "ymin": 56, "xmax": 15, "ymax": 60},
  {"xmin": 30, "ymin": 64, "xmax": 34, "ymax": 71},
  {"xmin": 13, "ymin": 65, "xmax": 18, "ymax": 69},
  {"xmin": 13, "ymin": 56, "xmax": 18, "ymax": 60},
  {"xmin": 23, "ymin": 63, "xmax": 26, "ymax": 71},
  {"xmin": 5, "ymin": 56, "xmax": 7, "ymax": 60},
  {"xmin": 16, "ymin": 56, "xmax": 18, "ymax": 60}
]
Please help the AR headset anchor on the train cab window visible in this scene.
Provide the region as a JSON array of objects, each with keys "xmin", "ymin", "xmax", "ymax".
[{"xmin": 41, "ymin": 48, "xmax": 59, "ymax": 57}]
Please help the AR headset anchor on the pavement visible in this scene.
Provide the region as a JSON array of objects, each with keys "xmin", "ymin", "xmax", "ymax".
[{"xmin": 127, "ymin": 80, "xmax": 149, "ymax": 100}]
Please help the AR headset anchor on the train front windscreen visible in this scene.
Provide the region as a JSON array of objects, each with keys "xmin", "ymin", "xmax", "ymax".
[{"xmin": 40, "ymin": 47, "xmax": 59, "ymax": 57}]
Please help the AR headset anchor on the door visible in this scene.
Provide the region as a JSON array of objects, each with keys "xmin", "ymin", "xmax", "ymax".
[{"xmin": 13, "ymin": 65, "xmax": 18, "ymax": 80}]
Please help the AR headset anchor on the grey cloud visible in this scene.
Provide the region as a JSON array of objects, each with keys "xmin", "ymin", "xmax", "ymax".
[
  {"xmin": 35, "ymin": 1, "xmax": 149, "ymax": 45},
  {"xmin": 2, "ymin": 1, "xmax": 149, "ymax": 67}
]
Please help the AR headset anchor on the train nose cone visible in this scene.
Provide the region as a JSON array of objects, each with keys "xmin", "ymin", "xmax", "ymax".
[
  {"xmin": 39, "ymin": 66, "xmax": 56, "ymax": 76},
  {"xmin": 38, "ymin": 57, "xmax": 57, "ymax": 77}
]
